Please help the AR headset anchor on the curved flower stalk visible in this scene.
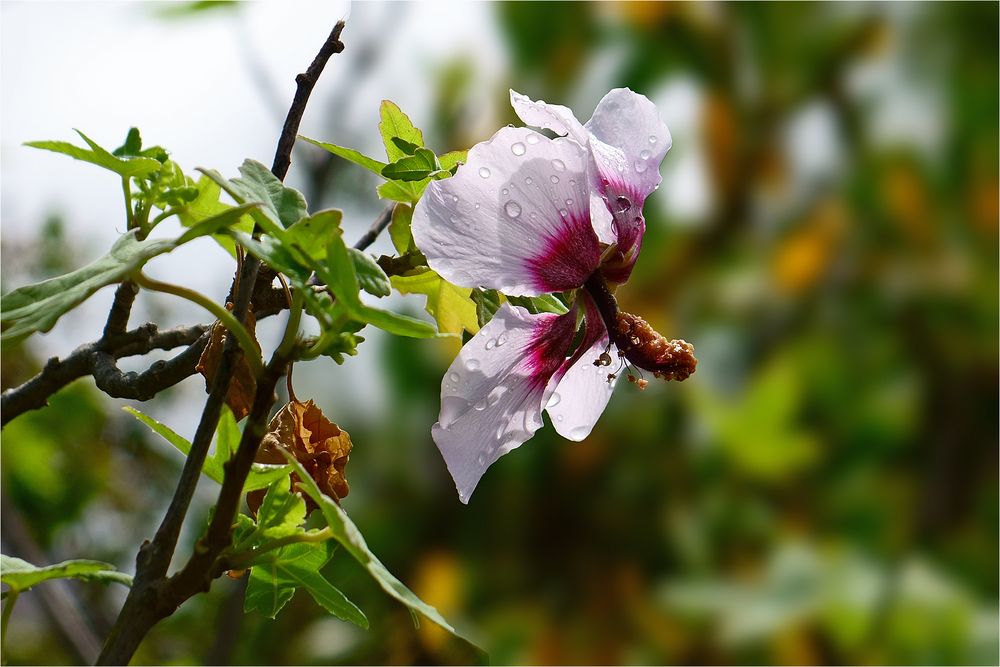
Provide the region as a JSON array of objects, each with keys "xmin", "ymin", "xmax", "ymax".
[{"xmin": 412, "ymin": 92, "xmax": 694, "ymax": 503}]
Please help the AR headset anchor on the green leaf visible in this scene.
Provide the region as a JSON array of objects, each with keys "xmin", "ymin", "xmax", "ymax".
[
  {"xmin": 376, "ymin": 179, "xmax": 424, "ymax": 204},
  {"xmin": 124, "ymin": 408, "xmax": 290, "ymax": 492},
  {"xmin": 391, "ymin": 270, "xmax": 480, "ymax": 338},
  {"xmin": 316, "ymin": 232, "xmax": 438, "ymax": 338},
  {"xmin": 0, "ymin": 205, "xmax": 254, "ymax": 346},
  {"xmin": 245, "ymin": 541, "xmax": 367, "ymax": 627},
  {"xmin": 255, "ymin": 477, "xmax": 306, "ymax": 541},
  {"xmin": 507, "ymin": 294, "xmax": 570, "ymax": 315},
  {"xmin": 299, "ymin": 136, "xmax": 387, "ymax": 175},
  {"xmin": 232, "ymin": 159, "xmax": 308, "ymax": 228},
  {"xmin": 381, "ymin": 148, "xmax": 438, "ymax": 182},
  {"xmin": 177, "ymin": 175, "xmax": 254, "ymax": 257},
  {"xmin": 25, "ymin": 130, "xmax": 162, "ymax": 179},
  {"xmin": 349, "ymin": 249, "xmax": 391, "ymax": 297},
  {"xmin": 389, "ymin": 203, "xmax": 414, "ymax": 254},
  {"xmin": 279, "ymin": 452, "xmax": 463, "ymax": 639},
  {"xmin": 438, "ymin": 150, "xmax": 468, "ymax": 173},
  {"xmin": 378, "ymin": 100, "xmax": 425, "ymax": 162},
  {"xmin": 112, "ymin": 127, "xmax": 142, "ymax": 157},
  {"xmin": 285, "ymin": 209, "xmax": 343, "ymax": 262},
  {"xmin": 390, "ymin": 136, "xmax": 421, "ymax": 156},
  {"xmin": 1, "ymin": 555, "xmax": 131, "ymax": 591},
  {"xmin": 471, "ymin": 288, "xmax": 501, "ymax": 328}
]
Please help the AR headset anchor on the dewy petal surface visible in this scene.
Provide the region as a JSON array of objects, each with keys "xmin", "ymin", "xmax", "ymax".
[
  {"xmin": 546, "ymin": 293, "xmax": 618, "ymax": 441},
  {"xmin": 585, "ymin": 87, "xmax": 672, "ymax": 204},
  {"xmin": 433, "ymin": 304, "xmax": 577, "ymax": 503},
  {"xmin": 412, "ymin": 127, "xmax": 601, "ymax": 296},
  {"xmin": 509, "ymin": 90, "xmax": 590, "ymax": 146}
]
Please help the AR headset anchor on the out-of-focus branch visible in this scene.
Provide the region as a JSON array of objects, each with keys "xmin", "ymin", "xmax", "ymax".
[{"xmin": 353, "ymin": 205, "xmax": 393, "ymax": 251}]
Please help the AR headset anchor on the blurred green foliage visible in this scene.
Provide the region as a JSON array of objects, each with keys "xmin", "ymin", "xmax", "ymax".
[{"xmin": 2, "ymin": 2, "xmax": 996, "ymax": 665}]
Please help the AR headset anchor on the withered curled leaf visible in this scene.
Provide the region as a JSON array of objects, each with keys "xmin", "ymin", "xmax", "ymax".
[
  {"xmin": 248, "ymin": 400, "xmax": 352, "ymax": 516},
  {"xmin": 196, "ymin": 304, "xmax": 261, "ymax": 420}
]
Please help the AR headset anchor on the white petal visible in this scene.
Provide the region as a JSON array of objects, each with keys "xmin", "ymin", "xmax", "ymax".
[
  {"xmin": 412, "ymin": 126, "xmax": 600, "ymax": 296},
  {"xmin": 585, "ymin": 87, "xmax": 672, "ymax": 203},
  {"xmin": 433, "ymin": 304, "xmax": 577, "ymax": 502},
  {"xmin": 546, "ymin": 296, "xmax": 618, "ymax": 441},
  {"xmin": 510, "ymin": 89, "xmax": 589, "ymax": 146}
]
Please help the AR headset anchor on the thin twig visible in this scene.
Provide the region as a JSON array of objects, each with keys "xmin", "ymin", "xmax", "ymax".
[
  {"xmin": 353, "ymin": 204, "xmax": 393, "ymax": 251},
  {"xmin": 271, "ymin": 20, "xmax": 346, "ymax": 181}
]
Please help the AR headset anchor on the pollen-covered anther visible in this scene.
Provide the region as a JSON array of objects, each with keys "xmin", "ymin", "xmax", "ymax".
[{"xmin": 614, "ymin": 312, "xmax": 697, "ymax": 382}]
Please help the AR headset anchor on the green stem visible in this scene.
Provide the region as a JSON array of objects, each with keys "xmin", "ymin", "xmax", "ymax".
[
  {"xmin": 301, "ymin": 313, "xmax": 350, "ymax": 359},
  {"xmin": 132, "ymin": 272, "xmax": 264, "ymax": 377},
  {"xmin": 150, "ymin": 207, "xmax": 179, "ymax": 226},
  {"xmin": 228, "ymin": 527, "xmax": 332, "ymax": 571},
  {"xmin": 276, "ymin": 290, "xmax": 303, "ymax": 359},
  {"xmin": 1, "ymin": 588, "xmax": 19, "ymax": 663},
  {"xmin": 121, "ymin": 178, "xmax": 134, "ymax": 230}
]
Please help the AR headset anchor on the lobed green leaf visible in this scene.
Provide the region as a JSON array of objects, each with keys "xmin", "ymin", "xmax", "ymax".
[
  {"xmin": 1, "ymin": 554, "xmax": 131, "ymax": 591},
  {"xmin": 279, "ymin": 452, "xmax": 465, "ymax": 640},
  {"xmin": 245, "ymin": 541, "xmax": 367, "ymax": 627},
  {"xmin": 25, "ymin": 129, "xmax": 162, "ymax": 179},
  {"xmin": 349, "ymin": 249, "xmax": 391, "ymax": 297},
  {"xmin": 299, "ymin": 136, "xmax": 387, "ymax": 175},
  {"xmin": 124, "ymin": 407, "xmax": 290, "ymax": 492},
  {"xmin": 378, "ymin": 100, "xmax": 425, "ymax": 162},
  {"xmin": 0, "ymin": 204, "xmax": 254, "ymax": 346}
]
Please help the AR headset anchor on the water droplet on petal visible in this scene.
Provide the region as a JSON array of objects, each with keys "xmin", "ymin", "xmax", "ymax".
[
  {"xmin": 479, "ymin": 167, "xmax": 491, "ymax": 179},
  {"xmin": 649, "ymin": 135, "xmax": 657, "ymax": 144},
  {"xmin": 550, "ymin": 175, "xmax": 560, "ymax": 184},
  {"xmin": 565, "ymin": 198, "xmax": 573, "ymax": 206},
  {"xmin": 559, "ymin": 208, "xmax": 569, "ymax": 217},
  {"xmin": 569, "ymin": 179, "xmax": 576, "ymax": 186},
  {"xmin": 504, "ymin": 201, "xmax": 522, "ymax": 218},
  {"xmin": 474, "ymin": 203, "xmax": 481, "ymax": 209},
  {"xmin": 474, "ymin": 398, "xmax": 488, "ymax": 411},
  {"xmin": 634, "ymin": 160, "xmax": 647, "ymax": 173},
  {"xmin": 557, "ymin": 414, "xmax": 565, "ymax": 422},
  {"xmin": 529, "ymin": 212, "xmax": 538, "ymax": 221},
  {"xmin": 524, "ymin": 176, "xmax": 533, "ymax": 185},
  {"xmin": 615, "ymin": 196, "xmax": 632, "ymax": 213},
  {"xmin": 511, "ymin": 142, "xmax": 526, "ymax": 156},
  {"xmin": 546, "ymin": 392, "xmax": 561, "ymax": 408},
  {"xmin": 466, "ymin": 358, "xmax": 480, "ymax": 371},
  {"xmin": 526, "ymin": 134, "xmax": 540, "ymax": 145},
  {"xmin": 551, "ymin": 159, "xmax": 566, "ymax": 172},
  {"xmin": 448, "ymin": 372, "xmax": 460, "ymax": 382},
  {"xmin": 502, "ymin": 188, "xmax": 509, "ymax": 196},
  {"xmin": 485, "ymin": 338, "xmax": 496, "ymax": 350},
  {"xmin": 452, "ymin": 195, "xmax": 459, "ymax": 203},
  {"xmin": 477, "ymin": 453, "xmax": 487, "ymax": 465},
  {"xmin": 496, "ymin": 332, "xmax": 508, "ymax": 346},
  {"xmin": 487, "ymin": 386, "xmax": 508, "ymax": 406},
  {"xmin": 640, "ymin": 149, "xmax": 651, "ymax": 160}
]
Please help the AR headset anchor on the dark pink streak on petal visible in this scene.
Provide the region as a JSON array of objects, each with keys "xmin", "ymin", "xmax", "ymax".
[
  {"xmin": 551, "ymin": 291, "xmax": 607, "ymax": 385},
  {"xmin": 596, "ymin": 175, "xmax": 646, "ymax": 284},
  {"xmin": 526, "ymin": 210, "xmax": 602, "ymax": 293},
  {"xmin": 524, "ymin": 308, "xmax": 579, "ymax": 391}
]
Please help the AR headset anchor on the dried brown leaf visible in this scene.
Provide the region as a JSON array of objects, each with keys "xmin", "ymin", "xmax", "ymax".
[
  {"xmin": 247, "ymin": 399, "xmax": 352, "ymax": 516},
  {"xmin": 196, "ymin": 304, "xmax": 261, "ymax": 420}
]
